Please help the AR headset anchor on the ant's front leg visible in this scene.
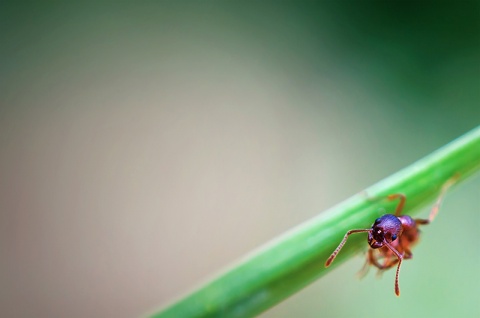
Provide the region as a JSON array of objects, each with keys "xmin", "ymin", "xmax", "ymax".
[
  {"xmin": 357, "ymin": 249, "xmax": 375, "ymax": 278},
  {"xmin": 357, "ymin": 249, "xmax": 394, "ymax": 278},
  {"xmin": 368, "ymin": 248, "xmax": 398, "ymax": 271},
  {"xmin": 367, "ymin": 250, "xmax": 399, "ymax": 278}
]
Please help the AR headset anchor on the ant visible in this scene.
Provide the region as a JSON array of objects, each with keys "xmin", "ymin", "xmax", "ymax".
[{"xmin": 325, "ymin": 177, "xmax": 457, "ymax": 296}]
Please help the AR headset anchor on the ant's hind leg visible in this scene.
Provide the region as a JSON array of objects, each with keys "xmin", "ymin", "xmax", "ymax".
[{"xmin": 428, "ymin": 174, "xmax": 459, "ymax": 222}]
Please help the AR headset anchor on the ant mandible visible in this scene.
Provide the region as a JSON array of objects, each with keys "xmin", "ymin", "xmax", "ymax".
[{"xmin": 325, "ymin": 177, "xmax": 457, "ymax": 296}]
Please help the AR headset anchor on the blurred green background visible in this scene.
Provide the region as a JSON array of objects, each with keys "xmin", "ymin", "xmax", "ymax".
[{"xmin": 1, "ymin": 1, "xmax": 479, "ymax": 317}]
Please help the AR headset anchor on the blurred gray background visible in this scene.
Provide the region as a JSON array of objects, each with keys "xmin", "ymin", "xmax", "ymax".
[{"xmin": 1, "ymin": 2, "xmax": 479, "ymax": 317}]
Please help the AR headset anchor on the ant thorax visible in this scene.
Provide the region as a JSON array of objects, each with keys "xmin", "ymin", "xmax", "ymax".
[
  {"xmin": 397, "ymin": 215, "xmax": 416, "ymax": 229},
  {"xmin": 397, "ymin": 215, "xmax": 420, "ymax": 242}
]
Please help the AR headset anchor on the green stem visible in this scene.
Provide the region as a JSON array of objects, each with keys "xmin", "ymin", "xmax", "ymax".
[{"xmin": 151, "ymin": 126, "xmax": 480, "ymax": 318}]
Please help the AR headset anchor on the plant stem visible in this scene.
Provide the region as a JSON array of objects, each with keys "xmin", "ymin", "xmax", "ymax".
[{"xmin": 150, "ymin": 126, "xmax": 480, "ymax": 318}]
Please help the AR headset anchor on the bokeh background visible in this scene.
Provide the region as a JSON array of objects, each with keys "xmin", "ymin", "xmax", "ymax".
[{"xmin": 1, "ymin": 1, "xmax": 479, "ymax": 317}]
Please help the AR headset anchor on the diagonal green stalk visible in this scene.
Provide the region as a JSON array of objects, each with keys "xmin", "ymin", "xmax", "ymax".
[{"xmin": 150, "ymin": 126, "xmax": 480, "ymax": 318}]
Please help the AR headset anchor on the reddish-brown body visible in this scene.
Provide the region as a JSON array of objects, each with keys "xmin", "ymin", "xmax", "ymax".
[
  {"xmin": 324, "ymin": 176, "xmax": 457, "ymax": 296},
  {"xmin": 363, "ymin": 211, "xmax": 426, "ymax": 276}
]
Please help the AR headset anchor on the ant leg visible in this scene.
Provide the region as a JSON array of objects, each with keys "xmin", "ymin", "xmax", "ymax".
[
  {"xmin": 415, "ymin": 218, "xmax": 429, "ymax": 225},
  {"xmin": 357, "ymin": 249, "xmax": 375, "ymax": 278},
  {"xmin": 382, "ymin": 256, "xmax": 399, "ymax": 269},
  {"xmin": 428, "ymin": 174, "xmax": 459, "ymax": 222},
  {"xmin": 375, "ymin": 255, "xmax": 399, "ymax": 273},
  {"xmin": 365, "ymin": 249, "xmax": 398, "ymax": 279},
  {"xmin": 403, "ymin": 249, "xmax": 413, "ymax": 260},
  {"xmin": 325, "ymin": 229, "xmax": 371, "ymax": 267},
  {"xmin": 369, "ymin": 251, "xmax": 390, "ymax": 270},
  {"xmin": 415, "ymin": 175, "xmax": 459, "ymax": 225},
  {"xmin": 360, "ymin": 192, "xmax": 406, "ymax": 216},
  {"xmin": 374, "ymin": 256, "xmax": 393, "ymax": 278},
  {"xmin": 386, "ymin": 193, "xmax": 407, "ymax": 216}
]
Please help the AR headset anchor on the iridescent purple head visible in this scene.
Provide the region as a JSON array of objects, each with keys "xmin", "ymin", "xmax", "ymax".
[{"xmin": 368, "ymin": 214, "xmax": 403, "ymax": 248}]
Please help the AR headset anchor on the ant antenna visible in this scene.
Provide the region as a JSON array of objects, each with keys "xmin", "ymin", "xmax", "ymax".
[
  {"xmin": 383, "ymin": 240, "xmax": 403, "ymax": 296},
  {"xmin": 325, "ymin": 229, "xmax": 371, "ymax": 267}
]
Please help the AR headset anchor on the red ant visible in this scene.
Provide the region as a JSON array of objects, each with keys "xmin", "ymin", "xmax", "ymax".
[{"xmin": 325, "ymin": 177, "xmax": 457, "ymax": 296}]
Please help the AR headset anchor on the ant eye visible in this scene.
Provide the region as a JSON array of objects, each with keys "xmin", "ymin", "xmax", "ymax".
[{"xmin": 392, "ymin": 234, "xmax": 397, "ymax": 241}]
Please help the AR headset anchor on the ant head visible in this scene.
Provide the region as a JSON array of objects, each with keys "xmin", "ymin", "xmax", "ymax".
[{"xmin": 368, "ymin": 214, "xmax": 403, "ymax": 248}]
